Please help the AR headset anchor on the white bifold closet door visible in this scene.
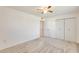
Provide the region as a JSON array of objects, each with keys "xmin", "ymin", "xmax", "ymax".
[
  {"xmin": 44, "ymin": 19, "xmax": 57, "ymax": 38},
  {"xmin": 56, "ymin": 19, "xmax": 64, "ymax": 40},
  {"xmin": 65, "ymin": 19, "xmax": 76, "ymax": 42},
  {"xmin": 44, "ymin": 19, "xmax": 65, "ymax": 40}
]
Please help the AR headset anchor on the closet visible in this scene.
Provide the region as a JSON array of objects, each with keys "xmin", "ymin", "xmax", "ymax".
[
  {"xmin": 44, "ymin": 19, "xmax": 57, "ymax": 38},
  {"xmin": 45, "ymin": 17, "xmax": 77, "ymax": 43}
]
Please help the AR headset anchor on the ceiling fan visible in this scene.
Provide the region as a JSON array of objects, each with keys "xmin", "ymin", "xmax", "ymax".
[{"xmin": 34, "ymin": 6, "xmax": 54, "ymax": 14}]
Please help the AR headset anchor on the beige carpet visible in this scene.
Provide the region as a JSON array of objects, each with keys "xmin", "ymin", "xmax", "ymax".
[{"xmin": 0, "ymin": 37, "xmax": 78, "ymax": 53}]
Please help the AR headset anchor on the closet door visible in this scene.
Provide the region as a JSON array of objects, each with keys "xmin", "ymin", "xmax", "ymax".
[
  {"xmin": 65, "ymin": 19, "xmax": 76, "ymax": 42},
  {"xmin": 56, "ymin": 19, "xmax": 64, "ymax": 40},
  {"xmin": 44, "ymin": 19, "xmax": 56, "ymax": 38}
]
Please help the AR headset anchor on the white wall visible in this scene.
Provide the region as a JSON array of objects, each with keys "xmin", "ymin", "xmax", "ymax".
[
  {"xmin": 0, "ymin": 7, "xmax": 40, "ymax": 50},
  {"xmin": 76, "ymin": 12, "xmax": 79, "ymax": 43}
]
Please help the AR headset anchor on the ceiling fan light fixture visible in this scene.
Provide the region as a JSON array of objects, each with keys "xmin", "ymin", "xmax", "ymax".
[
  {"xmin": 43, "ymin": 10, "xmax": 48, "ymax": 14},
  {"xmin": 34, "ymin": 6, "xmax": 54, "ymax": 14}
]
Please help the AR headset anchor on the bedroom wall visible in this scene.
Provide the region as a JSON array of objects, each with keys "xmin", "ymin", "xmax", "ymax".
[
  {"xmin": 76, "ymin": 12, "xmax": 79, "ymax": 43},
  {"xmin": 0, "ymin": 7, "xmax": 40, "ymax": 50}
]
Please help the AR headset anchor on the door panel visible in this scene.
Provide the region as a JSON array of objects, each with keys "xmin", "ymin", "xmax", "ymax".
[
  {"xmin": 65, "ymin": 19, "xmax": 76, "ymax": 42},
  {"xmin": 56, "ymin": 19, "xmax": 64, "ymax": 40}
]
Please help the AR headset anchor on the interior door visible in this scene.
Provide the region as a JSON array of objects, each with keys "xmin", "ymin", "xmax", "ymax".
[
  {"xmin": 44, "ymin": 19, "xmax": 56, "ymax": 38},
  {"xmin": 56, "ymin": 19, "xmax": 64, "ymax": 40},
  {"xmin": 65, "ymin": 19, "xmax": 76, "ymax": 42}
]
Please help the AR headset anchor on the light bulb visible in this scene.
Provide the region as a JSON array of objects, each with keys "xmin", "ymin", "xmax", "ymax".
[{"xmin": 40, "ymin": 17, "xmax": 45, "ymax": 21}]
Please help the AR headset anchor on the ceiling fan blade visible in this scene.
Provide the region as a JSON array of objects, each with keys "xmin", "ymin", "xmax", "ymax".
[
  {"xmin": 48, "ymin": 10, "xmax": 53, "ymax": 13},
  {"xmin": 48, "ymin": 6, "xmax": 52, "ymax": 9},
  {"xmin": 34, "ymin": 9, "xmax": 43, "ymax": 12}
]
